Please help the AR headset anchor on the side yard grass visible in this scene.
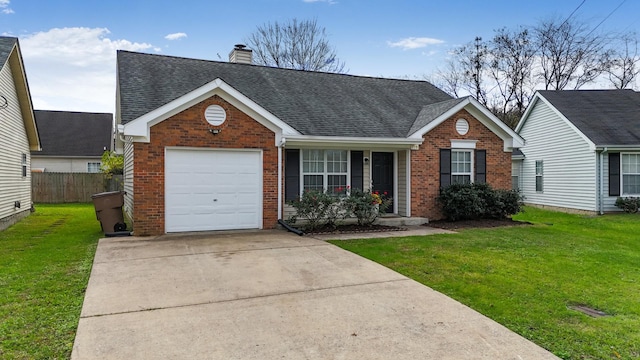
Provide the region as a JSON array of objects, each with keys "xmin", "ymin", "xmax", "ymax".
[
  {"xmin": 0, "ymin": 203, "xmax": 102, "ymax": 359},
  {"xmin": 330, "ymin": 207, "xmax": 640, "ymax": 360}
]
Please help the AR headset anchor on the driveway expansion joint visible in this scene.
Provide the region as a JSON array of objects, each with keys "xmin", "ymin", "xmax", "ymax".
[{"xmin": 80, "ymin": 278, "xmax": 410, "ymax": 319}]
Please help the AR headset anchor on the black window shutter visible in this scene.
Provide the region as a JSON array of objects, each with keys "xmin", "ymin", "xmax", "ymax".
[
  {"xmin": 609, "ymin": 153, "xmax": 620, "ymax": 196},
  {"xmin": 475, "ymin": 150, "xmax": 486, "ymax": 183},
  {"xmin": 350, "ymin": 151, "xmax": 364, "ymax": 190},
  {"xmin": 440, "ymin": 149, "xmax": 451, "ymax": 188},
  {"xmin": 285, "ymin": 149, "xmax": 300, "ymax": 201}
]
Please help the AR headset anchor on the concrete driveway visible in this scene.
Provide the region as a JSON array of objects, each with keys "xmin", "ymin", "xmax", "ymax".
[{"xmin": 72, "ymin": 230, "xmax": 558, "ymax": 359}]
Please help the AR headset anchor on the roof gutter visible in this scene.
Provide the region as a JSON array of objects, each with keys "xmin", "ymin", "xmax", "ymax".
[{"xmin": 283, "ymin": 135, "xmax": 424, "ymax": 149}]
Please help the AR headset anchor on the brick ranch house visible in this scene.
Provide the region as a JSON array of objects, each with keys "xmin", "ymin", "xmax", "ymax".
[{"xmin": 115, "ymin": 46, "xmax": 523, "ymax": 236}]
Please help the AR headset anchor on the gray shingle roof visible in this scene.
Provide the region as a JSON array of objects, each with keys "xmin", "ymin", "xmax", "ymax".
[
  {"xmin": 0, "ymin": 36, "xmax": 16, "ymax": 66},
  {"xmin": 117, "ymin": 51, "xmax": 454, "ymax": 138},
  {"xmin": 33, "ymin": 110, "xmax": 113, "ymax": 157},
  {"xmin": 538, "ymin": 90, "xmax": 640, "ymax": 146},
  {"xmin": 408, "ymin": 97, "xmax": 467, "ymax": 135}
]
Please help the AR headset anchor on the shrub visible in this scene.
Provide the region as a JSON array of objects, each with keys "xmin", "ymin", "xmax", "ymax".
[
  {"xmin": 438, "ymin": 183, "xmax": 523, "ymax": 221},
  {"xmin": 343, "ymin": 188, "xmax": 392, "ymax": 226},
  {"xmin": 287, "ymin": 190, "xmax": 337, "ymax": 230},
  {"xmin": 615, "ymin": 197, "xmax": 640, "ymax": 213}
]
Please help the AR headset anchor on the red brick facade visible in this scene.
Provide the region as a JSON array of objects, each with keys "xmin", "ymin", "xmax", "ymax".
[
  {"xmin": 410, "ymin": 109, "xmax": 512, "ymax": 220},
  {"xmin": 132, "ymin": 95, "xmax": 278, "ymax": 236}
]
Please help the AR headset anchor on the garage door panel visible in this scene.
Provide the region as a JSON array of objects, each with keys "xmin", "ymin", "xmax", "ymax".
[{"xmin": 165, "ymin": 149, "xmax": 262, "ymax": 232}]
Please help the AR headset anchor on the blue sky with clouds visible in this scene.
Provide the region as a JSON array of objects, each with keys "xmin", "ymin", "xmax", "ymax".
[{"xmin": 1, "ymin": 0, "xmax": 638, "ymax": 113}]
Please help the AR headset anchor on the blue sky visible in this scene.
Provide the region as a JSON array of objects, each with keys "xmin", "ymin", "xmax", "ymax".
[{"xmin": 1, "ymin": 0, "xmax": 638, "ymax": 114}]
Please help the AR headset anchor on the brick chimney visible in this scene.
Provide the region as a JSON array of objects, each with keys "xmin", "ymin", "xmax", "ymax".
[{"xmin": 229, "ymin": 44, "xmax": 252, "ymax": 64}]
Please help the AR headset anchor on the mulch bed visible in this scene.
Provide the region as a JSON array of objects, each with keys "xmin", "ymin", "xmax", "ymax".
[
  {"xmin": 425, "ymin": 218, "xmax": 532, "ymax": 230},
  {"xmin": 303, "ymin": 224, "xmax": 407, "ymax": 235}
]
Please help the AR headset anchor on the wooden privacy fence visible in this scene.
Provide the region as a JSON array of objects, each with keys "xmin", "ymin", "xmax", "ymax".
[{"xmin": 32, "ymin": 173, "xmax": 123, "ymax": 203}]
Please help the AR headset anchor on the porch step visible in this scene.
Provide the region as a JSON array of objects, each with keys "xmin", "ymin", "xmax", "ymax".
[{"xmin": 375, "ymin": 217, "xmax": 428, "ymax": 227}]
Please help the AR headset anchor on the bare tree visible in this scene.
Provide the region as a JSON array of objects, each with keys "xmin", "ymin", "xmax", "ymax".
[
  {"xmin": 434, "ymin": 57, "xmax": 464, "ymax": 97},
  {"xmin": 604, "ymin": 33, "xmax": 640, "ymax": 89},
  {"xmin": 534, "ymin": 17, "xmax": 611, "ymax": 90},
  {"xmin": 488, "ymin": 27, "xmax": 536, "ymax": 127},
  {"xmin": 246, "ymin": 18, "xmax": 345, "ymax": 73}
]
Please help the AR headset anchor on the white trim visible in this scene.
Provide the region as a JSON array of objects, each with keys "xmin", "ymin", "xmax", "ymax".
[
  {"xmin": 298, "ymin": 149, "xmax": 350, "ymax": 195},
  {"xmin": 277, "ymin": 145, "xmax": 283, "ymax": 220},
  {"xmin": 517, "ymin": 93, "xmax": 596, "ymax": 151},
  {"xmin": 408, "ymin": 96, "xmax": 524, "ymax": 150},
  {"xmin": 405, "ymin": 149, "xmax": 411, "ymax": 217},
  {"xmin": 451, "ymin": 149, "xmax": 474, "ymax": 184},
  {"xmin": 122, "ymin": 78, "xmax": 299, "ymax": 146},
  {"xmin": 450, "ymin": 139, "xmax": 477, "ymax": 149}
]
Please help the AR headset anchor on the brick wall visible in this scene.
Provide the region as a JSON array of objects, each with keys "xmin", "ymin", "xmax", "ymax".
[
  {"xmin": 132, "ymin": 95, "xmax": 278, "ymax": 236},
  {"xmin": 411, "ymin": 109, "xmax": 512, "ymax": 220}
]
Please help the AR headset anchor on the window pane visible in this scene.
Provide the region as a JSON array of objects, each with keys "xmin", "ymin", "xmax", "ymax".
[
  {"xmin": 326, "ymin": 150, "xmax": 347, "ymax": 173},
  {"xmin": 303, "ymin": 175, "xmax": 323, "ymax": 192},
  {"xmin": 327, "ymin": 175, "xmax": 347, "ymax": 195},
  {"xmin": 512, "ymin": 176, "xmax": 519, "ymax": 190},
  {"xmin": 623, "ymin": 175, "xmax": 640, "ymax": 194},
  {"xmin": 452, "ymin": 175, "xmax": 471, "ymax": 184},
  {"xmin": 451, "ymin": 150, "xmax": 472, "ymax": 176},
  {"xmin": 536, "ymin": 176, "xmax": 543, "ymax": 192},
  {"xmin": 303, "ymin": 150, "xmax": 324, "ymax": 173}
]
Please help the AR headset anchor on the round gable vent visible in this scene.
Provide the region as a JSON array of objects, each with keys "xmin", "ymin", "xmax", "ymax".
[
  {"xmin": 456, "ymin": 118, "xmax": 469, "ymax": 135},
  {"xmin": 204, "ymin": 105, "xmax": 226, "ymax": 126}
]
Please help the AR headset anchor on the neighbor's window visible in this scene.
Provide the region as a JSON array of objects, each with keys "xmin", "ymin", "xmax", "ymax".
[
  {"xmin": 622, "ymin": 153, "xmax": 640, "ymax": 194},
  {"xmin": 451, "ymin": 150, "xmax": 472, "ymax": 184},
  {"xmin": 87, "ymin": 162, "xmax": 101, "ymax": 173},
  {"xmin": 21, "ymin": 153, "xmax": 27, "ymax": 177},
  {"xmin": 535, "ymin": 160, "xmax": 543, "ymax": 192},
  {"xmin": 302, "ymin": 149, "xmax": 348, "ymax": 194},
  {"xmin": 512, "ymin": 161, "xmax": 521, "ymax": 191}
]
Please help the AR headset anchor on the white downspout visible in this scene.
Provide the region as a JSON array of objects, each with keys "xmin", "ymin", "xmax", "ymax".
[
  {"xmin": 599, "ymin": 147, "xmax": 608, "ymax": 215},
  {"xmin": 277, "ymin": 138, "xmax": 285, "ymax": 220}
]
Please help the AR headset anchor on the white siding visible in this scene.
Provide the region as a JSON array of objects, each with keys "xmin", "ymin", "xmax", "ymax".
[
  {"xmin": 123, "ymin": 138, "xmax": 134, "ymax": 223},
  {"xmin": 0, "ymin": 60, "xmax": 32, "ymax": 223},
  {"xmin": 397, "ymin": 150, "xmax": 407, "ymax": 216},
  {"xmin": 363, "ymin": 150, "xmax": 371, "ymax": 191},
  {"xmin": 519, "ymin": 100, "xmax": 597, "ymax": 211},
  {"xmin": 31, "ymin": 157, "xmax": 101, "ymax": 172}
]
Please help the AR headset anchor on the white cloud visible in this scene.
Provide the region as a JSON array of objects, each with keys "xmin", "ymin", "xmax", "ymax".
[
  {"xmin": 0, "ymin": 0, "xmax": 14, "ymax": 14},
  {"xmin": 20, "ymin": 27, "xmax": 154, "ymax": 114},
  {"xmin": 165, "ymin": 32, "xmax": 187, "ymax": 41},
  {"xmin": 387, "ymin": 37, "xmax": 445, "ymax": 50}
]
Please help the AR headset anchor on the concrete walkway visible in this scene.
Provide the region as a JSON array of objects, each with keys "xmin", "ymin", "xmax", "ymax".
[{"xmin": 72, "ymin": 230, "xmax": 558, "ymax": 359}]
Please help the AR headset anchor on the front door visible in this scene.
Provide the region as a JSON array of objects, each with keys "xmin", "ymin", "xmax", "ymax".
[{"xmin": 372, "ymin": 152, "xmax": 394, "ymax": 213}]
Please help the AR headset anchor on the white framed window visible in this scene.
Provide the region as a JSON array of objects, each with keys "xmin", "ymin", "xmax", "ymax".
[
  {"xmin": 535, "ymin": 160, "xmax": 543, "ymax": 192},
  {"xmin": 21, "ymin": 153, "xmax": 27, "ymax": 177},
  {"xmin": 302, "ymin": 149, "xmax": 349, "ymax": 195},
  {"xmin": 622, "ymin": 153, "xmax": 640, "ymax": 195},
  {"xmin": 512, "ymin": 161, "xmax": 521, "ymax": 190},
  {"xmin": 451, "ymin": 150, "xmax": 472, "ymax": 184},
  {"xmin": 87, "ymin": 162, "xmax": 101, "ymax": 173}
]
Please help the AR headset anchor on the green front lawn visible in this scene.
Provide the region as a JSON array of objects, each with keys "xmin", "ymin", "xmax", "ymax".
[
  {"xmin": 330, "ymin": 207, "xmax": 640, "ymax": 360},
  {"xmin": 0, "ymin": 204, "xmax": 102, "ymax": 359}
]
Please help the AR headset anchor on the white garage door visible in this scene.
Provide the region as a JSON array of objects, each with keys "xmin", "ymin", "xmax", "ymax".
[{"xmin": 165, "ymin": 148, "xmax": 262, "ymax": 232}]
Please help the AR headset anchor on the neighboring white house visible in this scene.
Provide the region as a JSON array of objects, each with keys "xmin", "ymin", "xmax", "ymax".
[
  {"xmin": 31, "ymin": 110, "xmax": 113, "ymax": 173},
  {"xmin": 514, "ymin": 89, "xmax": 640, "ymax": 214},
  {"xmin": 0, "ymin": 37, "xmax": 41, "ymax": 230}
]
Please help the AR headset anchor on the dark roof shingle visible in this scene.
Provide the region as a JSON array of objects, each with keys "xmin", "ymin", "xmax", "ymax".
[
  {"xmin": 538, "ymin": 90, "xmax": 640, "ymax": 146},
  {"xmin": 117, "ymin": 51, "xmax": 454, "ymax": 138},
  {"xmin": 33, "ymin": 110, "xmax": 113, "ymax": 157},
  {"xmin": 0, "ymin": 36, "xmax": 16, "ymax": 66}
]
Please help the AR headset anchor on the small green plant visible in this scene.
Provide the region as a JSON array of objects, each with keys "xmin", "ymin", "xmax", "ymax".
[
  {"xmin": 343, "ymin": 188, "xmax": 392, "ymax": 226},
  {"xmin": 615, "ymin": 196, "xmax": 640, "ymax": 213},
  {"xmin": 438, "ymin": 183, "xmax": 523, "ymax": 221}
]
